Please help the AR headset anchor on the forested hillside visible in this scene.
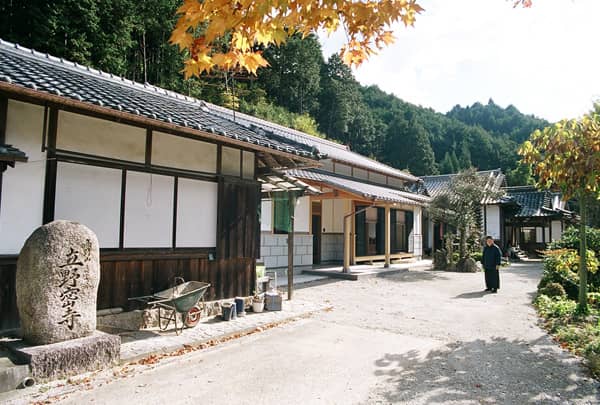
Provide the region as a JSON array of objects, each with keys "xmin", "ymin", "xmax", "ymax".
[{"xmin": 0, "ymin": 0, "xmax": 549, "ymax": 184}]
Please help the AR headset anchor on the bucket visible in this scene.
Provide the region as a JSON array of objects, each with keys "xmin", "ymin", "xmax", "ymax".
[
  {"xmin": 235, "ymin": 297, "xmax": 246, "ymax": 317},
  {"xmin": 221, "ymin": 302, "xmax": 237, "ymax": 321}
]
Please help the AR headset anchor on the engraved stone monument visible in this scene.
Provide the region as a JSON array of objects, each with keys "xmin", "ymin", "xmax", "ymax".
[{"xmin": 9, "ymin": 220, "xmax": 120, "ymax": 381}]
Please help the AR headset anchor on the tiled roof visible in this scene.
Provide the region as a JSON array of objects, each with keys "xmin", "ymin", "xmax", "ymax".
[
  {"xmin": 505, "ymin": 186, "xmax": 572, "ymax": 218},
  {"xmin": 207, "ymin": 102, "xmax": 420, "ymax": 182},
  {"xmin": 0, "ymin": 144, "xmax": 28, "ymax": 163},
  {"xmin": 0, "ymin": 39, "xmax": 319, "ymax": 160},
  {"xmin": 288, "ymin": 169, "xmax": 431, "ymax": 206},
  {"xmin": 421, "ymin": 169, "xmax": 506, "ymax": 200}
]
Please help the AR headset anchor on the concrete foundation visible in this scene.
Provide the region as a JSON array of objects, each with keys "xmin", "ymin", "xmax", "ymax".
[{"xmin": 6, "ymin": 331, "xmax": 120, "ymax": 381}]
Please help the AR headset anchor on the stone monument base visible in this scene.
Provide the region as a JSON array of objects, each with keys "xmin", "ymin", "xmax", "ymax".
[{"xmin": 6, "ymin": 331, "xmax": 120, "ymax": 381}]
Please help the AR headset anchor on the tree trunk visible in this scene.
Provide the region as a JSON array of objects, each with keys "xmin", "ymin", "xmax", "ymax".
[
  {"xmin": 459, "ymin": 226, "xmax": 466, "ymax": 259},
  {"xmin": 578, "ymin": 195, "xmax": 588, "ymax": 313}
]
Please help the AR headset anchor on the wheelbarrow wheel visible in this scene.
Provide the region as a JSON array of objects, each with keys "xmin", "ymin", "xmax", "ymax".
[{"xmin": 184, "ymin": 305, "xmax": 202, "ymax": 328}]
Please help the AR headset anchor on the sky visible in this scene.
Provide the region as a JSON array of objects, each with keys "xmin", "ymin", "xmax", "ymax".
[{"xmin": 318, "ymin": 0, "xmax": 600, "ymax": 122}]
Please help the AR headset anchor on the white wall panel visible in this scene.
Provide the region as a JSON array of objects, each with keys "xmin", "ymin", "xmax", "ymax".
[
  {"xmin": 322, "ymin": 199, "xmax": 334, "ymax": 233},
  {"xmin": 334, "ymin": 163, "xmax": 351, "ymax": 176},
  {"xmin": 551, "ymin": 221, "xmax": 563, "ymax": 241},
  {"xmin": 486, "ymin": 205, "xmax": 501, "ymax": 240},
  {"xmin": 261, "ymin": 200, "xmax": 272, "ymax": 232},
  {"xmin": 55, "ymin": 163, "xmax": 121, "ymax": 248},
  {"xmin": 0, "ymin": 101, "xmax": 46, "ymax": 254},
  {"xmin": 295, "ymin": 196, "xmax": 310, "ymax": 233},
  {"xmin": 57, "ymin": 111, "xmax": 146, "ymax": 162},
  {"xmin": 222, "ymin": 146, "xmax": 240, "ymax": 176},
  {"xmin": 124, "ymin": 172, "xmax": 173, "ymax": 247},
  {"xmin": 353, "ymin": 168, "xmax": 368, "ymax": 181},
  {"xmin": 152, "ymin": 131, "xmax": 217, "ymax": 173},
  {"xmin": 370, "ymin": 172, "xmax": 387, "ymax": 186},
  {"xmin": 242, "ymin": 151, "xmax": 255, "ymax": 179},
  {"xmin": 332, "ymin": 199, "xmax": 348, "ymax": 233},
  {"xmin": 176, "ymin": 178, "xmax": 217, "ymax": 247}
]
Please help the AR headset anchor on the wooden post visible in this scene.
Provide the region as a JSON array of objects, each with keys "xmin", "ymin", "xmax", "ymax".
[
  {"xmin": 343, "ymin": 214, "xmax": 351, "ymax": 273},
  {"xmin": 385, "ymin": 205, "xmax": 391, "ymax": 268},
  {"xmin": 287, "ymin": 193, "xmax": 296, "ymax": 300}
]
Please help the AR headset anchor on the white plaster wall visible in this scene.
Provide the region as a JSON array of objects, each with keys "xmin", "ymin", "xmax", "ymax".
[
  {"xmin": 332, "ymin": 199, "xmax": 348, "ymax": 233},
  {"xmin": 545, "ymin": 227, "xmax": 550, "ymax": 243},
  {"xmin": 320, "ymin": 160, "xmax": 334, "ymax": 172},
  {"xmin": 124, "ymin": 172, "xmax": 173, "ymax": 247},
  {"xmin": 261, "ymin": 200, "xmax": 272, "ymax": 232},
  {"xmin": 55, "ymin": 162, "xmax": 121, "ymax": 248},
  {"xmin": 412, "ymin": 206, "xmax": 423, "ymax": 257},
  {"xmin": 370, "ymin": 172, "xmax": 387, "ymax": 186},
  {"xmin": 536, "ymin": 228, "xmax": 544, "ymax": 243},
  {"xmin": 242, "ymin": 151, "xmax": 254, "ymax": 179},
  {"xmin": 353, "ymin": 168, "xmax": 368, "ymax": 181},
  {"xmin": 0, "ymin": 100, "xmax": 46, "ymax": 254},
  {"xmin": 551, "ymin": 220, "xmax": 563, "ymax": 242},
  {"xmin": 152, "ymin": 131, "xmax": 217, "ymax": 173},
  {"xmin": 388, "ymin": 177, "xmax": 404, "ymax": 189},
  {"xmin": 322, "ymin": 199, "xmax": 334, "ymax": 233},
  {"xmin": 57, "ymin": 111, "xmax": 146, "ymax": 162},
  {"xmin": 334, "ymin": 163, "xmax": 351, "ymax": 176},
  {"xmin": 486, "ymin": 205, "xmax": 501, "ymax": 240},
  {"xmin": 221, "ymin": 146, "xmax": 240, "ymax": 176},
  {"xmin": 295, "ymin": 196, "xmax": 310, "ymax": 233},
  {"xmin": 176, "ymin": 178, "xmax": 217, "ymax": 247}
]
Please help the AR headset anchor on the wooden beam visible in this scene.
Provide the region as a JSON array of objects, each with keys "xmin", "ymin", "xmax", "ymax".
[
  {"xmin": 42, "ymin": 107, "xmax": 58, "ymax": 224},
  {"xmin": 287, "ymin": 193, "xmax": 297, "ymax": 300},
  {"xmin": 0, "ymin": 95, "xmax": 7, "ymax": 217}
]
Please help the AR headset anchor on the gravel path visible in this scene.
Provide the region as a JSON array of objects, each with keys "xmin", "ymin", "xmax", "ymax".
[
  {"xmin": 5, "ymin": 261, "xmax": 599, "ymax": 404},
  {"xmin": 297, "ymin": 261, "xmax": 599, "ymax": 404}
]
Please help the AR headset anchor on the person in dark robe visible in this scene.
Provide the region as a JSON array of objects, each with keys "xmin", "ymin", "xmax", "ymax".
[{"xmin": 482, "ymin": 236, "xmax": 502, "ymax": 293}]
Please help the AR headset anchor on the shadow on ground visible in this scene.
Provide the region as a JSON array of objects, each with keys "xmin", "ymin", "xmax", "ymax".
[
  {"xmin": 377, "ymin": 270, "xmax": 450, "ymax": 283},
  {"xmin": 453, "ymin": 290, "xmax": 490, "ymax": 299},
  {"xmin": 372, "ymin": 336, "xmax": 598, "ymax": 404}
]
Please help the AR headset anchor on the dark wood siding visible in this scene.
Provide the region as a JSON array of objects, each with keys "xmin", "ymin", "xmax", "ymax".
[
  {"xmin": 0, "ymin": 253, "xmax": 256, "ymax": 330},
  {"xmin": 217, "ymin": 179, "xmax": 260, "ymax": 260}
]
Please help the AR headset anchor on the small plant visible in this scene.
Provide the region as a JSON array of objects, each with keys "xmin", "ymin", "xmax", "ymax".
[
  {"xmin": 539, "ymin": 282, "xmax": 567, "ymax": 298},
  {"xmin": 252, "ymin": 290, "xmax": 264, "ymax": 303}
]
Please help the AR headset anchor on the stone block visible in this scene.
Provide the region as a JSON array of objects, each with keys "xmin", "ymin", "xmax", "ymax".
[
  {"xmin": 293, "ymin": 255, "xmax": 302, "ymax": 266},
  {"xmin": 277, "ymin": 256, "xmax": 289, "ymax": 267},
  {"xmin": 261, "ymin": 246, "xmax": 270, "ymax": 257},
  {"xmin": 278, "ymin": 236, "xmax": 289, "ymax": 246},
  {"xmin": 263, "ymin": 235, "xmax": 277, "ymax": 247},
  {"xmin": 16, "ymin": 220, "xmax": 100, "ymax": 345},
  {"xmin": 264, "ymin": 256, "xmax": 278, "ymax": 269},
  {"xmin": 302, "ymin": 255, "xmax": 313, "ymax": 265},
  {"xmin": 6, "ymin": 331, "xmax": 120, "ymax": 382}
]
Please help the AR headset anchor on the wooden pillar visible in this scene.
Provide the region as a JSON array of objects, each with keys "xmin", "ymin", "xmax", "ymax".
[
  {"xmin": 343, "ymin": 215, "xmax": 351, "ymax": 273},
  {"xmin": 287, "ymin": 193, "xmax": 296, "ymax": 300},
  {"xmin": 385, "ymin": 204, "xmax": 391, "ymax": 268}
]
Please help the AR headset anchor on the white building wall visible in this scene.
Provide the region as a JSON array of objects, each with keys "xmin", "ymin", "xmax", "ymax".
[
  {"xmin": 0, "ymin": 100, "xmax": 46, "ymax": 254},
  {"xmin": 536, "ymin": 228, "xmax": 544, "ymax": 243},
  {"xmin": 261, "ymin": 200, "xmax": 272, "ymax": 231},
  {"xmin": 152, "ymin": 131, "xmax": 217, "ymax": 173},
  {"xmin": 295, "ymin": 196, "xmax": 310, "ymax": 233},
  {"xmin": 57, "ymin": 110, "xmax": 146, "ymax": 163},
  {"xmin": 412, "ymin": 206, "xmax": 423, "ymax": 258},
  {"xmin": 334, "ymin": 163, "xmax": 351, "ymax": 176},
  {"xmin": 486, "ymin": 205, "xmax": 501, "ymax": 240},
  {"xmin": 551, "ymin": 220, "xmax": 563, "ymax": 242},
  {"xmin": 176, "ymin": 178, "xmax": 218, "ymax": 247},
  {"xmin": 55, "ymin": 162, "xmax": 121, "ymax": 248}
]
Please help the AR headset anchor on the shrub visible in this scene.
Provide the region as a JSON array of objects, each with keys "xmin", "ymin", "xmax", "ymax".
[
  {"xmin": 539, "ymin": 282, "xmax": 566, "ymax": 298},
  {"xmin": 535, "ymin": 294, "xmax": 577, "ymax": 319},
  {"xmin": 538, "ymin": 249, "xmax": 600, "ymax": 299},
  {"xmin": 587, "ymin": 292, "xmax": 600, "ymax": 309},
  {"xmin": 549, "ymin": 226, "xmax": 600, "ymax": 256},
  {"xmin": 471, "ymin": 251, "xmax": 483, "ymax": 262}
]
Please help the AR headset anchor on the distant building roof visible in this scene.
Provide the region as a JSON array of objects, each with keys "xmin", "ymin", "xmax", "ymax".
[
  {"xmin": 0, "ymin": 39, "xmax": 319, "ymax": 162},
  {"xmin": 421, "ymin": 169, "xmax": 506, "ymax": 200},
  {"xmin": 288, "ymin": 169, "xmax": 431, "ymax": 206},
  {"xmin": 504, "ymin": 186, "xmax": 574, "ymax": 218},
  {"xmin": 207, "ymin": 102, "xmax": 420, "ymax": 183}
]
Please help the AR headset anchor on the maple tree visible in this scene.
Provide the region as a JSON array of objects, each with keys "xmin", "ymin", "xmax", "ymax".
[
  {"xmin": 170, "ymin": 0, "xmax": 532, "ymax": 77},
  {"xmin": 519, "ymin": 104, "xmax": 600, "ymax": 312}
]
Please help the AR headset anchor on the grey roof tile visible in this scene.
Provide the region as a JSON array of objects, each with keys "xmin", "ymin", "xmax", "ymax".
[
  {"xmin": 207, "ymin": 102, "xmax": 419, "ymax": 182},
  {"xmin": 288, "ymin": 169, "xmax": 430, "ymax": 206},
  {"xmin": 0, "ymin": 39, "xmax": 319, "ymax": 160},
  {"xmin": 421, "ymin": 169, "xmax": 506, "ymax": 199}
]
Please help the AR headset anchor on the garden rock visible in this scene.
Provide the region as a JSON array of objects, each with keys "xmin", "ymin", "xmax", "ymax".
[{"xmin": 16, "ymin": 220, "xmax": 100, "ymax": 345}]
